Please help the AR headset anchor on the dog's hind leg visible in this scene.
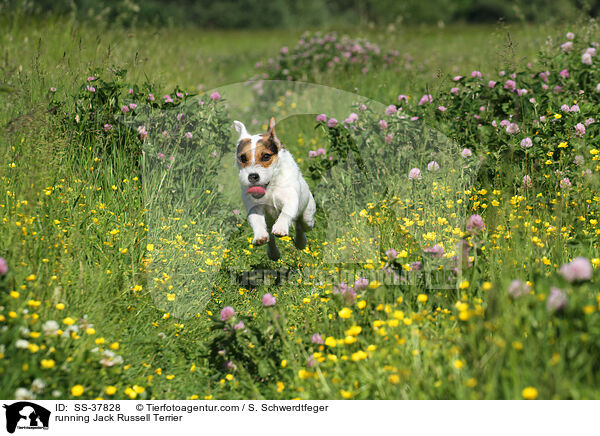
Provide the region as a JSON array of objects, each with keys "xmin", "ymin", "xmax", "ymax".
[
  {"xmin": 294, "ymin": 220, "xmax": 307, "ymax": 250},
  {"xmin": 267, "ymin": 232, "xmax": 280, "ymax": 260},
  {"xmin": 265, "ymin": 213, "xmax": 280, "ymax": 261},
  {"xmin": 301, "ymin": 193, "xmax": 316, "ymax": 231},
  {"xmin": 295, "ymin": 193, "xmax": 315, "ymax": 250}
]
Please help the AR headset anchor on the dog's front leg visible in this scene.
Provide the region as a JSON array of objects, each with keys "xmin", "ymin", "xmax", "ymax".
[
  {"xmin": 272, "ymin": 191, "xmax": 299, "ymax": 238},
  {"xmin": 248, "ymin": 206, "xmax": 269, "ymax": 246}
]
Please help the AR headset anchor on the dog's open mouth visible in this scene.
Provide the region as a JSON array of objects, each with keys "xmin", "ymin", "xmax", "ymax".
[{"xmin": 247, "ymin": 184, "xmax": 268, "ymax": 198}]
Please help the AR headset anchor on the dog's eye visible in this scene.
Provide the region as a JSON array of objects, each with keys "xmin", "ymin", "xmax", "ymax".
[
  {"xmin": 261, "ymin": 154, "xmax": 271, "ymax": 162},
  {"xmin": 239, "ymin": 154, "xmax": 248, "ymax": 163}
]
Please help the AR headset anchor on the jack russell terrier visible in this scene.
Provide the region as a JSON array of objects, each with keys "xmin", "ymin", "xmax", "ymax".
[{"xmin": 233, "ymin": 117, "xmax": 316, "ymax": 261}]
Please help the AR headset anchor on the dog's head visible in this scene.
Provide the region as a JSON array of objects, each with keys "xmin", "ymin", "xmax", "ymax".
[{"xmin": 233, "ymin": 117, "xmax": 282, "ymax": 198}]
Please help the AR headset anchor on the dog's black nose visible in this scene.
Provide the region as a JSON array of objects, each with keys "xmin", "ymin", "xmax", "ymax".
[{"xmin": 248, "ymin": 173, "xmax": 259, "ymax": 183}]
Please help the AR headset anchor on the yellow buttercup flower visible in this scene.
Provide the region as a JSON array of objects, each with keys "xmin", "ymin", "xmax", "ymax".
[
  {"xmin": 133, "ymin": 385, "xmax": 145, "ymax": 393},
  {"xmin": 340, "ymin": 390, "xmax": 353, "ymax": 399},
  {"xmin": 105, "ymin": 386, "xmax": 117, "ymax": 395},
  {"xmin": 41, "ymin": 359, "xmax": 55, "ymax": 369},
  {"xmin": 345, "ymin": 325, "xmax": 362, "ymax": 336},
  {"xmin": 71, "ymin": 385, "xmax": 84, "ymax": 397},
  {"xmin": 338, "ymin": 307, "xmax": 352, "ymax": 319},
  {"xmin": 351, "ymin": 350, "xmax": 368, "ymax": 361},
  {"xmin": 325, "ymin": 337, "xmax": 337, "ymax": 347},
  {"xmin": 298, "ymin": 369, "xmax": 312, "ymax": 379},
  {"xmin": 522, "ymin": 387, "xmax": 538, "ymax": 400},
  {"xmin": 368, "ymin": 280, "xmax": 382, "ymax": 289}
]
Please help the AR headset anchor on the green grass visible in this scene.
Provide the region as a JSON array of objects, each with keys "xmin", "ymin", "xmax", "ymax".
[{"xmin": 1, "ymin": 14, "xmax": 600, "ymax": 400}]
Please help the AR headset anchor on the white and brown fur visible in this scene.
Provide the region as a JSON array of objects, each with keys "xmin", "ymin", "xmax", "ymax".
[{"xmin": 234, "ymin": 117, "xmax": 316, "ymax": 261}]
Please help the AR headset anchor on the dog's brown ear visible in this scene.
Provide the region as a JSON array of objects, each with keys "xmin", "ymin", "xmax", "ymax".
[{"xmin": 266, "ymin": 117, "xmax": 282, "ymax": 150}]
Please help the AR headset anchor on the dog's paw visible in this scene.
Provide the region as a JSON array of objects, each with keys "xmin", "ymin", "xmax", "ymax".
[
  {"xmin": 271, "ymin": 220, "xmax": 289, "ymax": 237},
  {"xmin": 252, "ymin": 232, "xmax": 269, "ymax": 246}
]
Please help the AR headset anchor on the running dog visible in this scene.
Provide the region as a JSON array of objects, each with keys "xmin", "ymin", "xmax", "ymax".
[{"xmin": 233, "ymin": 117, "xmax": 316, "ymax": 260}]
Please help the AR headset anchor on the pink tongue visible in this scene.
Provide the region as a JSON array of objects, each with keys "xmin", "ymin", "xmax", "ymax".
[{"xmin": 247, "ymin": 186, "xmax": 266, "ymax": 196}]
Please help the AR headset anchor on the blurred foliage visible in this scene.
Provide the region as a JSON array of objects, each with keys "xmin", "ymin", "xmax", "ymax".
[{"xmin": 2, "ymin": 0, "xmax": 599, "ymax": 28}]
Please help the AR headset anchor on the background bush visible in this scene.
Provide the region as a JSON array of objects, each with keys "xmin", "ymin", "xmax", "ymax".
[{"xmin": 3, "ymin": 0, "xmax": 599, "ymax": 28}]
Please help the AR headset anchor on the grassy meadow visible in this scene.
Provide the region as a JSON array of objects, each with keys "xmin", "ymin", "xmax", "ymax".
[{"xmin": 2, "ymin": 13, "xmax": 600, "ymax": 400}]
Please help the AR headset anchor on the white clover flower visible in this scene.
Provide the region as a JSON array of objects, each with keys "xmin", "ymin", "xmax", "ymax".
[
  {"xmin": 31, "ymin": 378, "xmax": 46, "ymax": 394},
  {"xmin": 15, "ymin": 388, "xmax": 35, "ymax": 400},
  {"xmin": 15, "ymin": 339, "xmax": 30, "ymax": 349},
  {"xmin": 43, "ymin": 320, "xmax": 59, "ymax": 336}
]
